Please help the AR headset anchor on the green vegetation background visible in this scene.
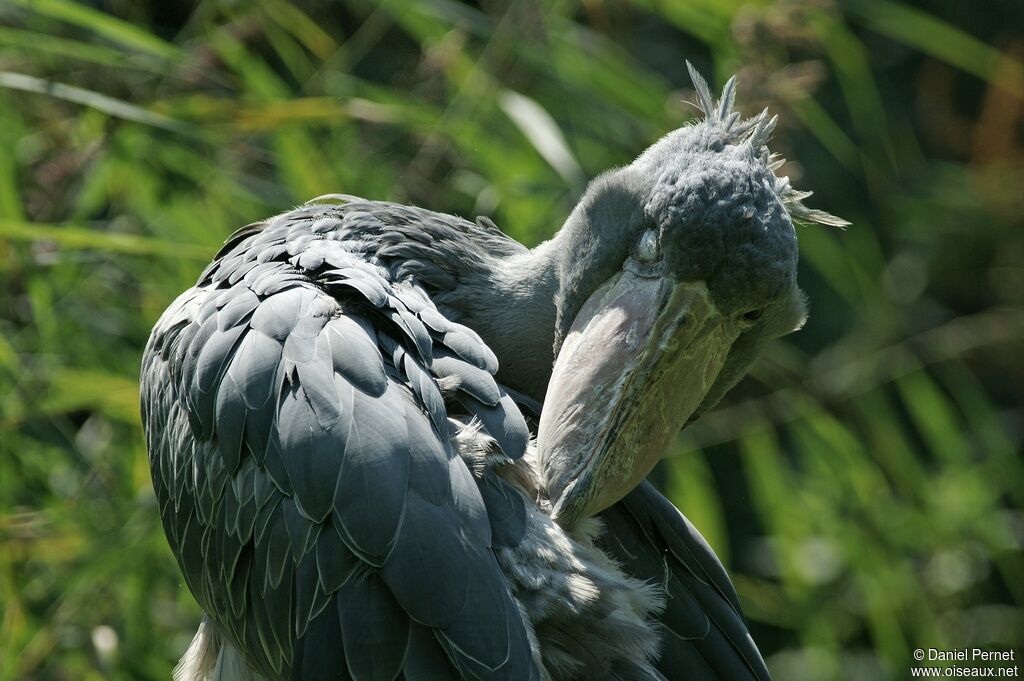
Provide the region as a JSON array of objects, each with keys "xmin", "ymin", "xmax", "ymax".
[{"xmin": 0, "ymin": 1, "xmax": 1021, "ymax": 679}]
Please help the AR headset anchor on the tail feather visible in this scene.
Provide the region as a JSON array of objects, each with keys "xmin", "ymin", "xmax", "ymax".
[
  {"xmin": 174, "ymin": 617, "xmax": 221, "ymax": 681},
  {"xmin": 174, "ymin": 616, "xmax": 268, "ymax": 681}
]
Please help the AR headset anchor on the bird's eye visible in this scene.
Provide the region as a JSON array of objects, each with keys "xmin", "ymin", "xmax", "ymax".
[
  {"xmin": 635, "ymin": 229, "xmax": 659, "ymax": 262},
  {"xmin": 742, "ymin": 308, "xmax": 765, "ymax": 322}
]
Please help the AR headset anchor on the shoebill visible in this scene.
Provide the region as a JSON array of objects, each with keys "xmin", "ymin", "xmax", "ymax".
[{"xmin": 141, "ymin": 65, "xmax": 846, "ymax": 681}]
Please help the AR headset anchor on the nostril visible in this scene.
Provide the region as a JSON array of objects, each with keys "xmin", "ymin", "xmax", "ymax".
[{"xmin": 742, "ymin": 308, "xmax": 764, "ymax": 322}]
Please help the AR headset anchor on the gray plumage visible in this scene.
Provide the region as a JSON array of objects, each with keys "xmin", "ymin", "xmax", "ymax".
[{"xmin": 142, "ymin": 67, "xmax": 844, "ymax": 681}]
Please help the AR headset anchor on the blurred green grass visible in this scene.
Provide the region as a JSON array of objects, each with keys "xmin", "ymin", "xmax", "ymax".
[{"xmin": 0, "ymin": 1, "xmax": 1021, "ymax": 679}]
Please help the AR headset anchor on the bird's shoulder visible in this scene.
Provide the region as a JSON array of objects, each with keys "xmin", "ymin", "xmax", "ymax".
[
  {"xmin": 140, "ymin": 201, "xmax": 540, "ymax": 680},
  {"xmin": 199, "ymin": 198, "xmax": 525, "ymax": 295}
]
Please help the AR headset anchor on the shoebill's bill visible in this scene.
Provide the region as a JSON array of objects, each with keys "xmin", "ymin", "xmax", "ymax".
[{"xmin": 141, "ymin": 64, "xmax": 846, "ymax": 681}]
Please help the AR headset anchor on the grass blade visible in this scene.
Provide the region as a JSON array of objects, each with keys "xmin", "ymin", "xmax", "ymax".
[
  {"xmin": 7, "ymin": 0, "xmax": 181, "ymax": 60},
  {"xmin": 847, "ymin": 0, "xmax": 1024, "ymax": 97},
  {"xmin": 0, "ymin": 219, "xmax": 211, "ymax": 259},
  {"xmin": 0, "ymin": 72, "xmax": 190, "ymax": 133}
]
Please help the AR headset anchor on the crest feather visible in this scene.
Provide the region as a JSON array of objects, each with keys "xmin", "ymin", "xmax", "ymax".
[
  {"xmin": 685, "ymin": 64, "xmax": 849, "ymax": 228},
  {"xmin": 718, "ymin": 75, "xmax": 737, "ymax": 121},
  {"xmin": 685, "ymin": 61, "xmax": 716, "ymax": 117}
]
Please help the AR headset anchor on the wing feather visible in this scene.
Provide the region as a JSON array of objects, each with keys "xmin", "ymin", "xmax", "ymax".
[
  {"xmin": 431, "ymin": 353, "xmax": 502, "ymax": 406},
  {"xmin": 339, "ymin": 574, "xmax": 411, "ymax": 681},
  {"xmin": 325, "ymin": 316, "xmax": 388, "ymax": 397},
  {"xmin": 291, "ymin": 602, "xmax": 351, "ymax": 681},
  {"xmin": 457, "ymin": 392, "xmax": 530, "ymax": 460},
  {"xmin": 294, "ymin": 549, "xmax": 332, "ymax": 638},
  {"xmin": 441, "ymin": 325, "xmax": 499, "ymax": 373},
  {"xmin": 380, "ymin": 491, "xmax": 471, "ymax": 627},
  {"xmin": 315, "ymin": 523, "xmax": 359, "ymax": 593},
  {"xmin": 598, "ymin": 482, "xmax": 772, "ymax": 681},
  {"xmin": 401, "ymin": 624, "xmax": 458, "ymax": 681},
  {"xmin": 332, "ymin": 382, "xmax": 410, "ymax": 565},
  {"xmin": 277, "ymin": 383, "xmax": 343, "ymax": 523},
  {"xmin": 142, "ymin": 204, "xmax": 538, "ymax": 680}
]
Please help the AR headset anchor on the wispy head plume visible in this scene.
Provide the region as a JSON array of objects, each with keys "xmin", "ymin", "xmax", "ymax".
[{"xmin": 685, "ymin": 61, "xmax": 850, "ymax": 228}]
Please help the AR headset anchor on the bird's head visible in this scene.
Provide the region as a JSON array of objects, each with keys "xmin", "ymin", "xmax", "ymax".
[{"xmin": 538, "ymin": 64, "xmax": 847, "ymax": 528}]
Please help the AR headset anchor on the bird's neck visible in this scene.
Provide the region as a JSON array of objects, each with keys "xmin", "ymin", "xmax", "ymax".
[
  {"xmin": 442, "ymin": 240, "xmax": 561, "ymax": 402},
  {"xmin": 442, "ymin": 184, "xmax": 636, "ymax": 402}
]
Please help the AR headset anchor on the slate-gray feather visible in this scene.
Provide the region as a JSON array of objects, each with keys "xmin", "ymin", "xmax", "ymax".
[{"xmin": 141, "ymin": 66, "xmax": 845, "ymax": 681}]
